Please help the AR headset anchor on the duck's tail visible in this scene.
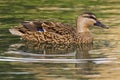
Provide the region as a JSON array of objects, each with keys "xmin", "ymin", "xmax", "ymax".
[
  {"xmin": 9, "ymin": 21, "xmax": 39, "ymax": 36},
  {"xmin": 9, "ymin": 28, "xmax": 24, "ymax": 36}
]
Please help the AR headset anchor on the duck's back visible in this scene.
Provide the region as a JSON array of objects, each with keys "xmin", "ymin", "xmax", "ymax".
[{"xmin": 9, "ymin": 21, "xmax": 76, "ymax": 43}]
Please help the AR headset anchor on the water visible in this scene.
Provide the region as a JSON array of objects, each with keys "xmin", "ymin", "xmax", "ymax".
[{"xmin": 0, "ymin": 0, "xmax": 120, "ymax": 80}]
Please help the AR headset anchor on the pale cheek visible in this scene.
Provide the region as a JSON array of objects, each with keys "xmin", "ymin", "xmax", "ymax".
[
  {"xmin": 84, "ymin": 19, "xmax": 95, "ymax": 26},
  {"xmin": 86, "ymin": 21, "xmax": 94, "ymax": 27},
  {"xmin": 89, "ymin": 20, "xmax": 96, "ymax": 26}
]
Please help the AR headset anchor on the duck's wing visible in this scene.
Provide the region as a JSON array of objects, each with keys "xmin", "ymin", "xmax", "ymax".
[
  {"xmin": 41, "ymin": 21, "xmax": 76, "ymax": 35},
  {"xmin": 22, "ymin": 21, "xmax": 76, "ymax": 35},
  {"xmin": 9, "ymin": 21, "xmax": 76, "ymax": 36}
]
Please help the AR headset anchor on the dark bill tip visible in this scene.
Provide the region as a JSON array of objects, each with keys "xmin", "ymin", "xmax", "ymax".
[{"xmin": 94, "ymin": 21, "xmax": 109, "ymax": 29}]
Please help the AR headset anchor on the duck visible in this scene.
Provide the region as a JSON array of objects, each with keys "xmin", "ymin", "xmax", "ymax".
[{"xmin": 9, "ymin": 12, "xmax": 109, "ymax": 44}]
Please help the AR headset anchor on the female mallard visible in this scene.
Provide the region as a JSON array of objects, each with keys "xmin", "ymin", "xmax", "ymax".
[{"xmin": 9, "ymin": 12, "xmax": 109, "ymax": 44}]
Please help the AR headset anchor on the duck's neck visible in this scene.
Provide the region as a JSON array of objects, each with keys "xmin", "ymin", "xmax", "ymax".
[{"xmin": 76, "ymin": 17, "xmax": 90, "ymax": 33}]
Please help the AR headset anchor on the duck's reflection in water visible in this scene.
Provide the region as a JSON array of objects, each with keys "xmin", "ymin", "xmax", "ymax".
[{"xmin": 75, "ymin": 44, "xmax": 96, "ymax": 76}]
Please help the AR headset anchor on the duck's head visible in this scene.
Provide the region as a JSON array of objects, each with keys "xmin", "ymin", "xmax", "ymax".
[{"xmin": 77, "ymin": 12, "xmax": 109, "ymax": 33}]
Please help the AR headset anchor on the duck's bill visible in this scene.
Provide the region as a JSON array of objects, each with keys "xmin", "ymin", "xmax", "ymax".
[{"xmin": 94, "ymin": 21, "xmax": 109, "ymax": 29}]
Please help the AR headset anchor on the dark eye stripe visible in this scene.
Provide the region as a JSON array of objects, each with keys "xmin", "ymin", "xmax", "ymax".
[
  {"xmin": 89, "ymin": 16, "xmax": 97, "ymax": 20},
  {"xmin": 84, "ymin": 16, "xmax": 97, "ymax": 20}
]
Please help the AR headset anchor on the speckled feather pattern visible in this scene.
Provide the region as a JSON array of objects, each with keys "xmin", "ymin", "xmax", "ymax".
[
  {"xmin": 14, "ymin": 21, "xmax": 93, "ymax": 44},
  {"xmin": 10, "ymin": 21, "xmax": 94, "ymax": 44},
  {"xmin": 22, "ymin": 31, "xmax": 93, "ymax": 44}
]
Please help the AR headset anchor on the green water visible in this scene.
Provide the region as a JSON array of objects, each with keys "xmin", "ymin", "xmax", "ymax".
[{"xmin": 0, "ymin": 0, "xmax": 120, "ymax": 80}]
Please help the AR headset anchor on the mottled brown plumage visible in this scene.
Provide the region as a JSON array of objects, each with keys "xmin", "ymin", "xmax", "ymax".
[{"xmin": 9, "ymin": 12, "xmax": 109, "ymax": 44}]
